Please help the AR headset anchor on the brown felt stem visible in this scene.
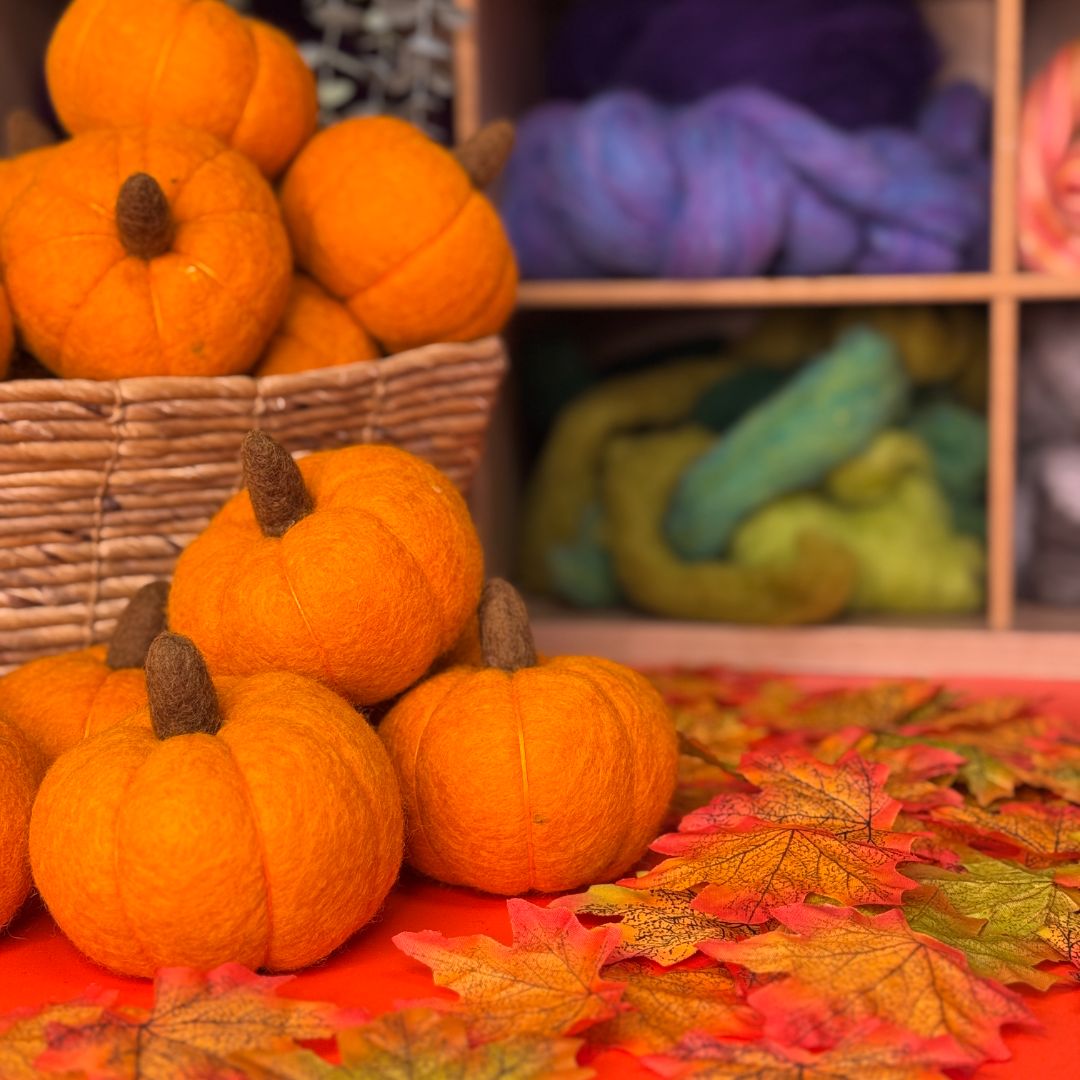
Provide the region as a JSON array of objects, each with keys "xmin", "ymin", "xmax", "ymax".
[
  {"xmin": 453, "ymin": 120, "xmax": 515, "ymax": 188},
  {"xmin": 479, "ymin": 578, "xmax": 537, "ymax": 672},
  {"xmin": 115, "ymin": 173, "xmax": 174, "ymax": 260},
  {"xmin": 4, "ymin": 109, "xmax": 56, "ymax": 157},
  {"xmin": 146, "ymin": 633, "xmax": 222, "ymax": 740},
  {"xmin": 241, "ymin": 430, "xmax": 313, "ymax": 538},
  {"xmin": 106, "ymin": 580, "xmax": 171, "ymax": 669}
]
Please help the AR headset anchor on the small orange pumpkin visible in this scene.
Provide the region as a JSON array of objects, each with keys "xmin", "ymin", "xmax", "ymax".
[
  {"xmin": 0, "ymin": 717, "xmax": 44, "ymax": 931},
  {"xmin": 280, "ymin": 118, "xmax": 518, "ymax": 354},
  {"xmin": 30, "ymin": 633, "xmax": 404, "ymax": 976},
  {"xmin": 46, "ymin": 0, "xmax": 317, "ymax": 179},
  {"xmin": 169, "ymin": 431, "xmax": 484, "ymax": 705},
  {"xmin": 0, "ymin": 127, "xmax": 292, "ymax": 380},
  {"xmin": 379, "ymin": 579, "xmax": 679, "ymax": 895},
  {"xmin": 254, "ymin": 274, "xmax": 380, "ymax": 377},
  {"xmin": 0, "ymin": 581, "xmax": 168, "ymax": 763}
]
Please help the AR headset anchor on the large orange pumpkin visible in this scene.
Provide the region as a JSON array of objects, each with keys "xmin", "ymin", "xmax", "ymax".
[
  {"xmin": 254, "ymin": 274, "xmax": 380, "ymax": 377},
  {"xmin": 379, "ymin": 579, "xmax": 680, "ymax": 895},
  {"xmin": 280, "ymin": 118, "xmax": 518, "ymax": 354},
  {"xmin": 169, "ymin": 431, "xmax": 484, "ymax": 705},
  {"xmin": 0, "ymin": 581, "xmax": 168, "ymax": 763},
  {"xmin": 0, "ymin": 717, "xmax": 44, "ymax": 931},
  {"xmin": 46, "ymin": 0, "xmax": 317, "ymax": 179},
  {"xmin": 0, "ymin": 127, "xmax": 292, "ymax": 380},
  {"xmin": 30, "ymin": 633, "xmax": 404, "ymax": 976}
]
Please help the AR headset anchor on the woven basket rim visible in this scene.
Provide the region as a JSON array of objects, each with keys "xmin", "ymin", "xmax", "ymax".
[{"xmin": 0, "ymin": 335, "xmax": 506, "ymax": 401}]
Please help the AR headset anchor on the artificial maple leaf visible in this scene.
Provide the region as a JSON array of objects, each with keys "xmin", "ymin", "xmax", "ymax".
[
  {"xmin": 928, "ymin": 801, "xmax": 1080, "ymax": 864},
  {"xmin": 35, "ymin": 965, "xmax": 355, "ymax": 1080},
  {"xmin": 899, "ymin": 695, "xmax": 1031, "ymax": 737},
  {"xmin": 586, "ymin": 960, "xmax": 759, "ymax": 1054},
  {"xmin": 679, "ymin": 750, "xmax": 907, "ymax": 847},
  {"xmin": 747, "ymin": 682, "xmax": 942, "ymax": 737},
  {"xmin": 0, "ymin": 1000, "xmax": 112, "ymax": 1080},
  {"xmin": 332, "ymin": 1008, "xmax": 591, "ymax": 1080},
  {"xmin": 1040, "ymin": 904, "xmax": 1080, "ymax": 965},
  {"xmin": 1014, "ymin": 747, "xmax": 1080, "ymax": 804},
  {"xmin": 903, "ymin": 884, "xmax": 1063, "ymax": 991},
  {"xmin": 630, "ymin": 822, "xmax": 918, "ymax": 923},
  {"xmin": 703, "ymin": 904, "xmax": 1033, "ymax": 1064},
  {"xmin": 903, "ymin": 853, "xmax": 1080, "ymax": 942},
  {"xmin": 393, "ymin": 900, "xmax": 624, "ymax": 1043},
  {"xmin": 643, "ymin": 1027, "xmax": 963, "ymax": 1079},
  {"xmin": 550, "ymin": 885, "xmax": 754, "ymax": 966}
]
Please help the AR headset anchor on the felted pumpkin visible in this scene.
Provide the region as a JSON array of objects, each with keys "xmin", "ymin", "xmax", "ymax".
[
  {"xmin": 169, "ymin": 431, "xmax": 484, "ymax": 705},
  {"xmin": 378, "ymin": 579, "xmax": 679, "ymax": 895},
  {"xmin": 254, "ymin": 274, "xmax": 380, "ymax": 377},
  {"xmin": 0, "ymin": 581, "xmax": 168, "ymax": 763},
  {"xmin": 46, "ymin": 0, "xmax": 316, "ymax": 179},
  {"xmin": 0, "ymin": 282, "xmax": 12, "ymax": 380},
  {"xmin": 0, "ymin": 127, "xmax": 292, "ymax": 380},
  {"xmin": 30, "ymin": 633, "xmax": 404, "ymax": 976},
  {"xmin": 0, "ymin": 717, "xmax": 44, "ymax": 931},
  {"xmin": 280, "ymin": 118, "xmax": 518, "ymax": 354}
]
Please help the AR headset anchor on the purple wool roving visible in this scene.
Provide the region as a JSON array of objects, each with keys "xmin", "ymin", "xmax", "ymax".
[
  {"xmin": 547, "ymin": 0, "xmax": 939, "ymax": 131},
  {"xmin": 500, "ymin": 84, "xmax": 990, "ymax": 280}
]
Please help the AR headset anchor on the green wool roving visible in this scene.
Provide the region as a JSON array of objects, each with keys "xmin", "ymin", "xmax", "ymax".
[
  {"xmin": 731, "ymin": 430, "xmax": 986, "ymax": 614},
  {"xmin": 665, "ymin": 327, "xmax": 910, "ymax": 560},
  {"xmin": 603, "ymin": 427, "xmax": 856, "ymax": 624}
]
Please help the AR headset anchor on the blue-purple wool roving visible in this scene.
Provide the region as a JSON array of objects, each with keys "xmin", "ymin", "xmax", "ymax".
[{"xmin": 501, "ymin": 85, "xmax": 990, "ymax": 280}]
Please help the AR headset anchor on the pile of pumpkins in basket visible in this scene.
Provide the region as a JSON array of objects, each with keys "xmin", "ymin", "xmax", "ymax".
[
  {"xmin": 0, "ymin": 430, "xmax": 680, "ymax": 976},
  {"xmin": 0, "ymin": 0, "xmax": 517, "ymax": 382}
]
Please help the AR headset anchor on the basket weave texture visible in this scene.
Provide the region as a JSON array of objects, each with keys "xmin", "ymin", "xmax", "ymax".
[{"xmin": 0, "ymin": 336, "xmax": 507, "ymax": 673}]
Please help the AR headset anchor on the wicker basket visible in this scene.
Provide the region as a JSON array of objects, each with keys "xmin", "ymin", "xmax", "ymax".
[{"xmin": 0, "ymin": 336, "xmax": 507, "ymax": 673}]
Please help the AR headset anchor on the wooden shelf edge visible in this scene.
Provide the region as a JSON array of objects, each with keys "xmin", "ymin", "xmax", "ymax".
[{"xmin": 530, "ymin": 611, "xmax": 1080, "ymax": 681}]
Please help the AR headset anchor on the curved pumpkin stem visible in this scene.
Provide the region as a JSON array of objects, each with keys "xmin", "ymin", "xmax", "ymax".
[
  {"xmin": 115, "ymin": 173, "xmax": 174, "ymax": 260},
  {"xmin": 241, "ymin": 430, "xmax": 314, "ymax": 538},
  {"xmin": 146, "ymin": 633, "xmax": 222, "ymax": 740},
  {"xmin": 106, "ymin": 580, "xmax": 171, "ymax": 670},
  {"xmin": 453, "ymin": 120, "xmax": 515, "ymax": 188},
  {"xmin": 479, "ymin": 578, "xmax": 537, "ymax": 672},
  {"xmin": 4, "ymin": 108, "xmax": 55, "ymax": 157}
]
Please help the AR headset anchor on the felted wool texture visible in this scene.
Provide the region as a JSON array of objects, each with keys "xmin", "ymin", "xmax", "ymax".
[
  {"xmin": 255, "ymin": 274, "xmax": 380, "ymax": 377},
  {"xmin": 0, "ymin": 644, "xmax": 150, "ymax": 764},
  {"xmin": 169, "ymin": 443, "xmax": 484, "ymax": 705},
  {"xmin": 279, "ymin": 116, "xmax": 518, "ymax": 353},
  {"xmin": 0, "ymin": 283, "xmax": 12, "ymax": 379},
  {"xmin": 0, "ymin": 718, "xmax": 44, "ymax": 930},
  {"xmin": 45, "ymin": 0, "xmax": 317, "ymax": 178},
  {"xmin": 602, "ymin": 427, "xmax": 855, "ymax": 624},
  {"xmin": 378, "ymin": 658, "xmax": 678, "ymax": 896},
  {"xmin": 0, "ymin": 127, "xmax": 292, "ymax": 380},
  {"xmin": 0, "ymin": 146, "xmax": 54, "ymax": 234},
  {"xmin": 29, "ymin": 670, "xmax": 404, "ymax": 978}
]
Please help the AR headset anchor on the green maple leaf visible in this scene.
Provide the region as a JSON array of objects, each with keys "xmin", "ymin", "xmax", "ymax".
[{"xmin": 903, "ymin": 885, "xmax": 1063, "ymax": 990}]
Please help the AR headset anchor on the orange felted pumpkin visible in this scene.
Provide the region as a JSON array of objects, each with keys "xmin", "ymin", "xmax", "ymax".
[
  {"xmin": 280, "ymin": 118, "xmax": 518, "ymax": 354},
  {"xmin": 0, "ymin": 581, "xmax": 168, "ymax": 763},
  {"xmin": 0, "ymin": 282, "xmax": 12, "ymax": 380},
  {"xmin": 0, "ymin": 717, "xmax": 44, "ymax": 931},
  {"xmin": 254, "ymin": 274, "xmax": 380, "ymax": 377},
  {"xmin": 0, "ymin": 127, "xmax": 292, "ymax": 380},
  {"xmin": 379, "ymin": 579, "xmax": 680, "ymax": 895},
  {"xmin": 169, "ymin": 431, "xmax": 484, "ymax": 705},
  {"xmin": 46, "ymin": 0, "xmax": 317, "ymax": 179},
  {"xmin": 30, "ymin": 633, "xmax": 404, "ymax": 976}
]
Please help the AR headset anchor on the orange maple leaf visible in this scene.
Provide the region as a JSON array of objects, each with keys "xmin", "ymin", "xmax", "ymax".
[
  {"xmin": 747, "ymin": 682, "xmax": 942, "ymax": 737},
  {"xmin": 703, "ymin": 905, "xmax": 1033, "ymax": 1065},
  {"xmin": 334, "ymin": 1008, "xmax": 591, "ymax": 1079},
  {"xmin": 393, "ymin": 900, "xmax": 624, "ymax": 1043},
  {"xmin": 34, "ymin": 965, "xmax": 357, "ymax": 1080},
  {"xmin": 927, "ymin": 801, "xmax": 1080, "ymax": 864},
  {"xmin": 586, "ymin": 960, "xmax": 759, "ymax": 1054},
  {"xmin": 551, "ymin": 885, "xmax": 755, "ymax": 966},
  {"xmin": 643, "ymin": 1027, "xmax": 966, "ymax": 1079},
  {"xmin": 629, "ymin": 823, "xmax": 918, "ymax": 923},
  {"xmin": 0, "ymin": 998, "xmax": 114, "ymax": 1080},
  {"xmin": 679, "ymin": 750, "xmax": 906, "ymax": 844}
]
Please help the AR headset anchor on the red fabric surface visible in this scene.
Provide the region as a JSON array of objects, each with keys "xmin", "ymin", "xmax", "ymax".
[{"xmin": 1, "ymin": 673, "xmax": 1078, "ymax": 1077}]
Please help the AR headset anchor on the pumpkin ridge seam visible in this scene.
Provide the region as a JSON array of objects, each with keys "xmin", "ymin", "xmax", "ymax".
[
  {"xmin": 276, "ymin": 539, "xmax": 340, "ymax": 691},
  {"xmin": 510, "ymin": 677, "xmax": 537, "ymax": 890},
  {"xmin": 54, "ymin": 255, "xmax": 127, "ymax": 375},
  {"xmin": 223, "ymin": 15, "xmax": 266, "ymax": 145},
  {"xmin": 60, "ymin": 0, "xmax": 111, "ymax": 131},
  {"xmin": 110, "ymin": 758, "xmax": 157, "ymax": 974},
  {"xmin": 223, "ymin": 738, "xmax": 275, "ymax": 968},
  {"xmin": 82, "ymin": 667, "xmax": 117, "ymax": 741},
  {"xmin": 144, "ymin": 1, "xmax": 191, "ymax": 129}
]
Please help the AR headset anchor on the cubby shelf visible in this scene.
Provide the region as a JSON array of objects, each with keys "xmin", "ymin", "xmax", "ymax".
[{"xmin": 458, "ymin": 0, "xmax": 1080, "ymax": 677}]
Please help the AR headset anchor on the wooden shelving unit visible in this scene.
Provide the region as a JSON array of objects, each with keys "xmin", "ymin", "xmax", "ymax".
[{"xmin": 456, "ymin": 0, "xmax": 1080, "ymax": 677}]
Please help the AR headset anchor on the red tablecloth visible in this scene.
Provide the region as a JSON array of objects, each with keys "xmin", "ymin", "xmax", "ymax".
[{"xmin": 2, "ymin": 673, "xmax": 1079, "ymax": 1077}]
